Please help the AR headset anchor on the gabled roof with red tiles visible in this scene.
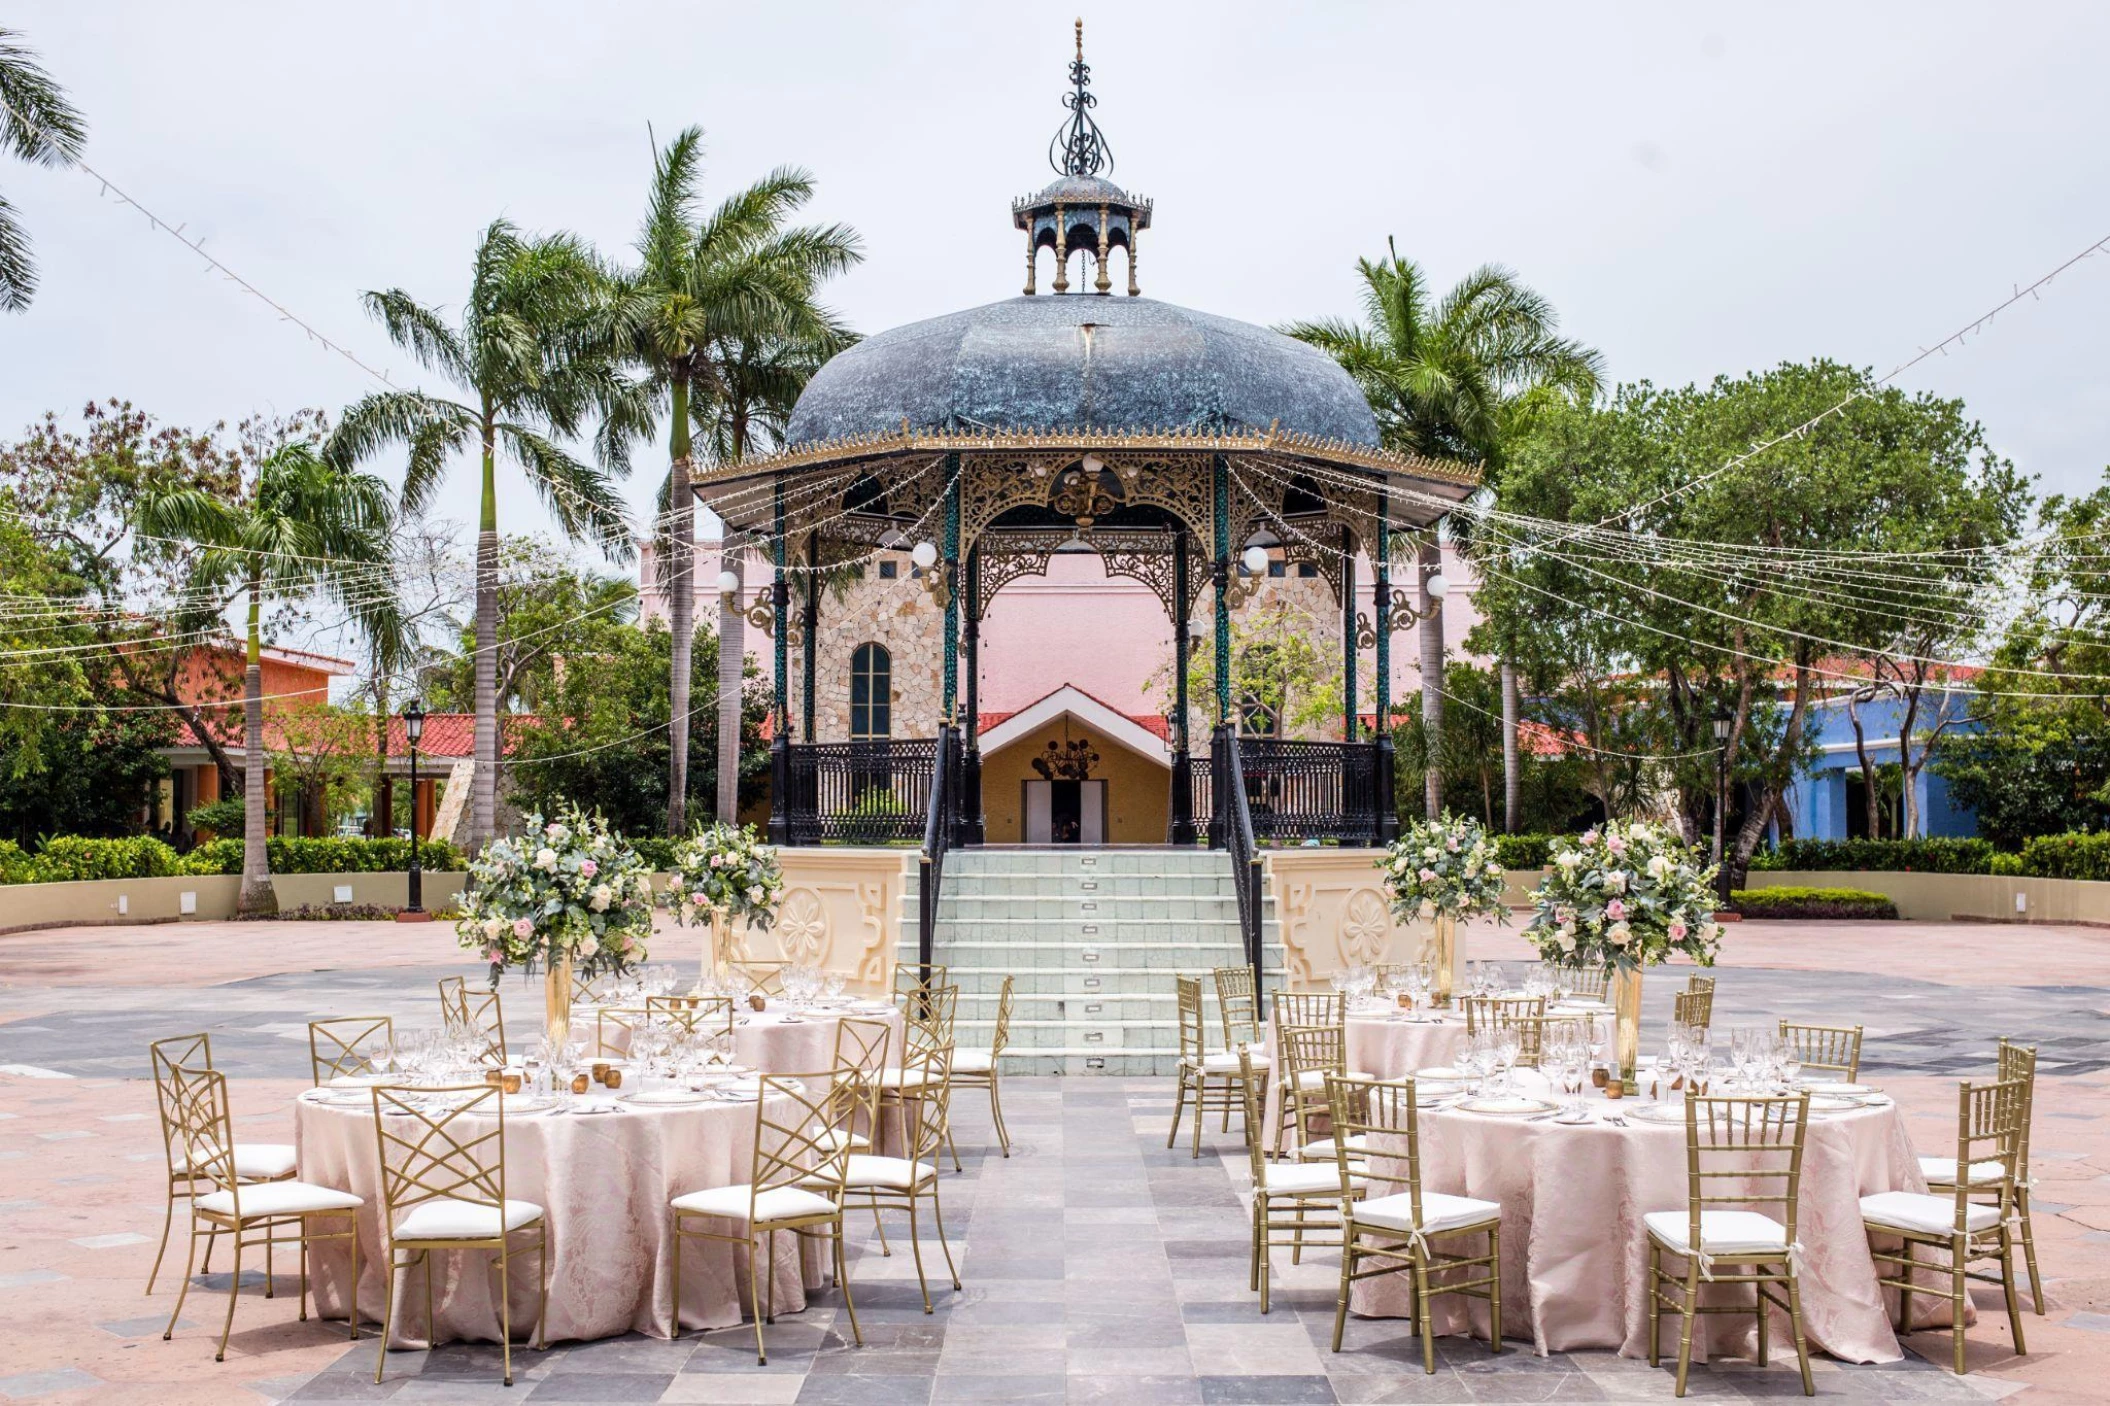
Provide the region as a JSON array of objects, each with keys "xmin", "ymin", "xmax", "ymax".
[
  {"xmin": 169, "ymin": 711, "xmax": 524, "ymax": 759},
  {"xmin": 979, "ymin": 683, "xmax": 1171, "ymax": 740}
]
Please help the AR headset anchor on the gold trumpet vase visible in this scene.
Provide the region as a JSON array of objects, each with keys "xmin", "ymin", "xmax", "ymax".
[
  {"xmin": 546, "ymin": 951, "xmax": 573, "ymax": 1049},
  {"xmin": 709, "ymin": 908, "xmax": 732, "ymax": 985},
  {"xmin": 1611, "ymin": 964, "xmax": 1645, "ymax": 1093},
  {"xmin": 1432, "ymin": 913, "xmax": 1459, "ymax": 1005}
]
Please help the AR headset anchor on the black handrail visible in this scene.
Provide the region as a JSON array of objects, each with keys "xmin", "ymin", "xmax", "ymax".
[
  {"xmin": 917, "ymin": 725, "xmax": 958, "ymax": 987},
  {"xmin": 782, "ymin": 738, "xmax": 937, "ymax": 846},
  {"xmin": 1214, "ymin": 725, "xmax": 1265, "ymax": 1004}
]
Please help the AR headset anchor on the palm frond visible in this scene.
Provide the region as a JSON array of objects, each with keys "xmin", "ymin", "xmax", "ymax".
[
  {"xmin": 496, "ymin": 422, "xmax": 634, "ymax": 562},
  {"xmin": 0, "ymin": 30, "xmax": 85, "ymax": 166},
  {"xmin": 324, "ymin": 389, "xmax": 475, "ymax": 513},
  {"xmin": 0, "ymin": 189, "xmax": 34, "ymax": 313},
  {"xmin": 358, "ymin": 288, "xmax": 470, "ymax": 384}
]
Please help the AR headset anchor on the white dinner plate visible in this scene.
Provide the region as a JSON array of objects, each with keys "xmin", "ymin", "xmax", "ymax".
[
  {"xmin": 1806, "ymin": 1082, "xmax": 1875, "ymax": 1097},
  {"xmin": 326, "ymin": 1073, "xmax": 386, "ymax": 1089},
  {"xmin": 1414, "ymin": 1066, "xmax": 1465, "ymax": 1081},
  {"xmin": 1806, "ymin": 1094, "xmax": 1865, "ymax": 1114},
  {"xmin": 1627, "ymin": 1102, "xmax": 1690, "ymax": 1125},
  {"xmin": 622, "ymin": 1089, "xmax": 713, "ymax": 1106},
  {"xmin": 1452, "ymin": 1095, "xmax": 1558, "ymax": 1117}
]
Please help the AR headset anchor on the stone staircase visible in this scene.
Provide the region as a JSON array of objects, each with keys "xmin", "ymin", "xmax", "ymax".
[{"xmin": 898, "ymin": 848, "xmax": 1287, "ymax": 1075}]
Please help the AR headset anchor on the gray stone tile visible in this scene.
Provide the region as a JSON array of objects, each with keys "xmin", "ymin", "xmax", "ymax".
[
  {"xmin": 0, "ymin": 1369, "xmax": 106, "ymax": 1400},
  {"xmin": 522, "ymin": 1375, "xmax": 673, "ymax": 1401},
  {"xmin": 794, "ymin": 1376, "xmax": 935, "ymax": 1404},
  {"xmin": 1197, "ymin": 1376, "xmax": 1338, "ymax": 1404}
]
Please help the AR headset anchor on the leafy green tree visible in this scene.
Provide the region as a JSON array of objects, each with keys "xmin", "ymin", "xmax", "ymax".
[
  {"xmin": 327, "ymin": 220, "xmax": 633, "ymax": 849},
  {"xmin": 594, "ymin": 127, "xmax": 859, "ymax": 832},
  {"xmin": 1483, "ymin": 361, "xmax": 2029, "ymax": 880},
  {"xmin": 1286, "ymin": 243, "xmax": 1601, "ymax": 818},
  {"xmin": 137, "ymin": 443, "xmax": 396, "ymax": 914},
  {"xmin": 1165, "ymin": 597, "xmax": 1338, "ymax": 738},
  {"xmin": 0, "ymin": 28, "xmax": 85, "ymax": 311}
]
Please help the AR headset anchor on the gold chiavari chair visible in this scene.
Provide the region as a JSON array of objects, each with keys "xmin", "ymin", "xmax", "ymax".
[
  {"xmin": 1168, "ymin": 974, "xmax": 1260, "ymax": 1159},
  {"xmin": 1778, "ymin": 1021, "xmax": 1861, "ymax": 1082},
  {"xmin": 883, "ymin": 983, "xmax": 961, "ymax": 1168},
  {"xmin": 1672, "ymin": 985, "xmax": 1715, "ymax": 1033},
  {"xmin": 1508, "ymin": 1014, "xmax": 1588, "ymax": 1070},
  {"xmin": 951, "ymin": 974, "xmax": 1014, "ymax": 1158},
  {"xmin": 649, "ymin": 993, "xmax": 736, "ymax": 1041},
  {"xmin": 893, "ymin": 962, "xmax": 949, "ymax": 1008},
  {"xmin": 160, "ymin": 1063, "xmax": 363, "ymax": 1362},
  {"xmin": 570, "ymin": 967, "xmax": 601, "ymax": 1007},
  {"xmin": 823, "ymin": 1016, "xmax": 894, "ymax": 1157},
  {"xmin": 830, "ymin": 1043, "xmax": 963, "ymax": 1314},
  {"xmin": 1272, "ymin": 989, "xmax": 1346, "ymax": 1029},
  {"xmin": 1556, "ymin": 964, "xmax": 1611, "ymax": 1002},
  {"xmin": 1214, "ymin": 964, "xmax": 1261, "ymax": 1047},
  {"xmin": 1646, "ymin": 1092, "xmax": 1815, "ymax": 1397},
  {"xmin": 1233, "ymin": 1048, "xmax": 1361, "ymax": 1313},
  {"xmin": 436, "ymin": 976, "xmax": 507, "ymax": 1066},
  {"xmin": 1462, "ymin": 994, "xmax": 1545, "ymax": 1036},
  {"xmin": 677, "ymin": 1070, "xmax": 862, "ymax": 1363},
  {"xmin": 1921, "ymin": 1040, "xmax": 2042, "ymax": 1316},
  {"xmin": 1861, "ymin": 1077, "xmax": 2031, "ymax": 1376},
  {"xmin": 147, "ymin": 1033, "xmax": 297, "ymax": 1295},
  {"xmin": 1326, "ymin": 1073, "xmax": 1502, "ymax": 1369},
  {"xmin": 1278, "ymin": 1022, "xmax": 1352, "ymax": 1160},
  {"xmin": 1686, "ymin": 974, "xmax": 1717, "ymax": 997},
  {"xmin": 307, "ymin": 1017, "xmax": 395, "ymax": 1087},
  {"xmin": 371, "ymin": 1084, "xmax": 548, "ymax": 1386}
]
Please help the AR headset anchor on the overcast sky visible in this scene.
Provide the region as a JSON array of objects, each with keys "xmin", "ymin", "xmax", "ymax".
[{"xmin": 9, "ymin": 0, "xmax": 2110, "ymax": 568}]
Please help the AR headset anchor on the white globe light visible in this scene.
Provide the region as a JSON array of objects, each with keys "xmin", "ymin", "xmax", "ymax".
[
  {"xmin": 1425, "ymin": 572, "xmax": 1450, "ymax": 599},
  {"xmin": 1241, "ymin": 545, "xmax": 1269, "ymax": 575},
  {"xmin": 910, "ymin": 541, "xmax": 939, "ymax": 570},
  {"xmin": 716, "ymin": 570, "xmax": 740, "ymax": 595}
]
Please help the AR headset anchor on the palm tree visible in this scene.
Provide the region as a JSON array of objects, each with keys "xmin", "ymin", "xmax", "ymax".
[
  {"xmin": 1286, "ymin": 240, "xmax": 1601, "ymax": 820},
  {"xmin": 138, "ymin": 444, "xmax": 397, "ymax": 915},
  {"xmin": 595, "ymin": 128, "xmax": 858, "ymax": 832},
  {"xmin": 327, "ymin": 220, "xmax": 632, "ymax": 848},
  {"xmin": 0, "ymin": 27, "xmax": 86, "ymax": 311}
]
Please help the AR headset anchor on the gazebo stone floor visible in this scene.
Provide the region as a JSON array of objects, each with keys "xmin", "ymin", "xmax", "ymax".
[{"xmin": 1, "ymin": 915, "xmax": 2105, "ymax": 1404}]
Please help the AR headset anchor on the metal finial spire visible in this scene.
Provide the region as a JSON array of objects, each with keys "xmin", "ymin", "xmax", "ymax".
[{"xmin": 1048, "ymin": 18, "xmax": 1113, "ymax": 178}]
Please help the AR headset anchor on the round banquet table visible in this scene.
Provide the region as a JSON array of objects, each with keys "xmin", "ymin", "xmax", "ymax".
[
  {"xmin": 294, "ymin": 1087, "xmax": 825, "ymax": 1345},
  {"xmin": 1347, "ymin": 1071, "xmax": 1948, "ymax": 1364},
  {"xmin": 1260, "ymin": 1008, "xmax": 1468, "ymax": 1154},
  {"xmin": 583, "ymin": 1001, "xmax": 904, "ymax": 1074}
]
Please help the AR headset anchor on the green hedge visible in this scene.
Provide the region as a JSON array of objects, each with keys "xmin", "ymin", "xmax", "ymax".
[
  {"xmin": 1733, "ymin": 886, "xmax": 1900, "ymax": 920},
  {"xmin": 184, "ymin": 836, "xmax": 468, "ymax": 876},
  {"xmin": 629, "ymin": 836, "xmax": 678, "ymax": 871},
  {"xmin": 0, "ymin": 835, "xmax": 466, "ymax": 884},
  {"xmin": 1492, "ymin": 834, "xmax": 1558, "ymax": 868},
  {"xmin": 1749, "ymin": 837, "xmax": 1996, "ymax": 874},
  {"xmin": 2015, "ymin": 832, "xmax": 2110, "ymax": 882}
]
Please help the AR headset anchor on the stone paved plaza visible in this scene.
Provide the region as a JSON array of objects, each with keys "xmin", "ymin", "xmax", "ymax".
[{"xmin": 2, "ymin": 916, "xmax": 2106, "ymax": 1404}]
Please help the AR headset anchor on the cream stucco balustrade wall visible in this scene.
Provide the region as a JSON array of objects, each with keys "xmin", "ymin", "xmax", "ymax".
[
  {"xmin": 1263, "ymin": 848, "xmax": 1427, "ymax": 989},
  {"xmin": 711, "ymin": 847, "xmax": 913, "ymax": 995}
]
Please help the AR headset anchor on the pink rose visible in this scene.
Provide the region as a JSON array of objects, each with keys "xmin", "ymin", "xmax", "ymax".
[
  {"xmin": 1606, "ymin": 835, "xmax": 1627, "ymax": 855},
  {"xmin": 1605, "ymin": 899, "xmax": 1628, "ymax": 921},
  {"xmin": 1581, "ymin": 829, "xmax": 1600, "ymax": 846},
  {"xmin": 580, "ymin": 859, "xmax": 598, "ymax": 877},
  {"xmin": 512, "ymin": 916, "xmax": 534, "ymax": 938},
  {"xmin": 484, "ymin": 946, "xmax": 502, "ymax": 962},
  {"xmin": 1419, "ymin": 867, "xmax": 1438, "ymax": 883},
  {"xmin": 1668, "ymin": 919, "xmax": 1689, "ymax": 941},
  {"xmin": 709, "ymin": 854, "xmax": 724, "ymax": 868}
]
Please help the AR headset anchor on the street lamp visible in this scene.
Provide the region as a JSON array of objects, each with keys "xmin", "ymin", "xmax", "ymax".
[
  {"xmin": 1712, "ymin": 705, "xmax": 1734, "ymax": 911},
  {"xmin": 402, "ymin": 698, "xmax": 426, "ymax": 916}
]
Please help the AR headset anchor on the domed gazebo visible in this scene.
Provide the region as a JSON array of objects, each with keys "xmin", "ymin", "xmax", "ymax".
[{"xmin": 694, "ymin": 25, "xmax": 1476, "ymax": 958}]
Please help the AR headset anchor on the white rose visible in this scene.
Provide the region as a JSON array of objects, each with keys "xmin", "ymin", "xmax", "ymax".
[
  {"xmin": 579, "ymin": 934, "xmax": 599, "ymax": 958},
  {"xmin": 1646, "ymin": 855, "xmax": 1673, "ymax": 880},
  {"xmin": 534, "ymin": 847, "xmax": 559, "ymax": 871},
  {"xmin": 1556, "ymin": 851, "xmax": 1583, "ymax": 870},
  {"xmin": 1422, "ymin": 845, "xmax": 1441, "ymax": 860},
  {"xmin": 482, "ymin": 916, "xmax": 507, "ymax": 941},
  {"xmin": 589, "ymin": 884, "xmax": 613, "ymax": 913},
  {"xmin": 1604, "ymin": 870, "xmax": 1628, "ymax": 893}
]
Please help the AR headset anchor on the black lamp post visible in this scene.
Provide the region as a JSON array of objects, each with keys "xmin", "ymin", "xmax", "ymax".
[
  {"xmin": 402, "ymin": 698, "xmax": 426, "ymax": 915},
  {"xmin": 1712, "ymin": 705, "xmax": 1734, "ymax": 911}
]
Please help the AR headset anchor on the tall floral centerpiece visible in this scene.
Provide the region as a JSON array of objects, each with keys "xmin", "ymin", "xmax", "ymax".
[
  {"xmin": 455, "ymin": 803, "xmax": 656, "ymax": 1049},
  {"xmin": 1378, "ymin": 814, "xmax": 1507, "ymax": 1005},
  {"xmin": 667, "ymin": 822, "xmax": 785, "ymax": 989},
  {"xmin": 1523, "ymin": 820, "xmax": 1722, "ymax": 1089}
]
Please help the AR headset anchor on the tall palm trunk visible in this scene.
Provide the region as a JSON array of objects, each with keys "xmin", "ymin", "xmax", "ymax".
[
  {"xmin": 238, "ymin": 574, "xmax": 277, "ymax": 916},
  {"xmin": 470, "ymin": 428, "xmax": 499, "ymax": 849},
  {"xmin": 666, "ymin": 376, "xmax": 695, "ymax": 835},
  {"xmin": 372, "ymin": 670, "xmax": 393, "ymax": 838},
  {"xmin": 715, "ymin": 554, "xmax": 744, "ymax": 822},
  {"xmin": 1418, "ymin": 538, "xmax": 1445, "ymax": 820},
  {"xmin": 1500, "ymin": 659, "xmax": 1520, "ymax": 833}
]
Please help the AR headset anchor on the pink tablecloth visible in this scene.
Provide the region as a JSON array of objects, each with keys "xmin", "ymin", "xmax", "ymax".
[
  {"xmin": 1260, "ymin": 1011, "xmax": 1468, "ymax": 1154},
  {"xmin": 294, "ymin": 1090, "xmax": 824, "ymax": 1345},
  {"xmin": 1348, "ymin": 1076, "xmax": 1940, "ymax": 1364}
]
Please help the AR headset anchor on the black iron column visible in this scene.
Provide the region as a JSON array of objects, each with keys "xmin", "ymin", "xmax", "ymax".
[
  {"xmin": 1374, "ymin": 497, "xmax": 1398, "ymax": 843},
  {"xmin": 1341, "ymin": 521, "xmax": 1357, "ymax": 744},
  {"xmin": 767, "ymin": 476, "xmax": 791, "ymax": 845},
  {"xmin": 801, "ymin": 530, "xmax": 819, "ymax": 744},
  {"xmin": 1170, "ymin": 530, "xmax": 1195, "ymax": 845},
  {"xmin": 1209, "ymin": 456, "xmax": 1232, "ymax": 849},
  {"xmin": 962, "ymin": 546, "xmax": 984, "ymax": 845},
  {"xmin": 941, "ymin": 458, "xmax": 961, "ymax": 719}
]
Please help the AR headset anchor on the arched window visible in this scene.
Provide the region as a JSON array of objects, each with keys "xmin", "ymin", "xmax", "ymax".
[{"xmin": 850, "ymin": 643, "xmax": 892, "ymax": 739}]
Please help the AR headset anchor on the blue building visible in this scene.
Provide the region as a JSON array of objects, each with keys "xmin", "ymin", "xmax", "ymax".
[{"xmin": 1781, "ymin": 687, "xmax": 1980, "ymax": 841}]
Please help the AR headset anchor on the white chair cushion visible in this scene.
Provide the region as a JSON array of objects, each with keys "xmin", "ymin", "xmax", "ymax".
[
  {"xmin": 673, "ymin": 1183, "xmax": 836, "ymax": 1223},
  {"xmin": 1860, "ymin": 1190, "xmax": 2001, "ymax": 1237},
  {"xmin": 881, "ymin": 1066, "xmax": 933, "ymax": 1088},
  {"xmin": 1293, "ymin": 1068, "xmax": 1373, "ymax": 1091},
  {"xmin": 1258, "ymin": 1161, "xmax": 1361, "ymax": 1196},
  {"xmin": 1644, "ymin": 1209, "xmax": 1790, "ymax": 1258},
  {"xmin": 394, "ymin": 1197, "xmax": 543, "ymax": 1240},
  {"xmin": 1188, "ymin": 1052, "xmax": 1265, "ymax": 1074},
  {"xmin": 952, "ymin": 1048, "xmax": 994, "ymax": 1073},
  {"xmin": 1917, "ymin": 1156, "xmax": 2008, "ymax": 1187},
  {"xmin": 180, "ymin": 1142, "xmax": 298, "ymax": 1181},
  {"xmin": 842, "ymin": 1154, "xmax": 938, "ymax": 1191},
  {"xmin": 196, "ymin": 1180, "xmax": 362, "ymax": 1220},
  {"xmin": 1299, "ymin": 1135, "xmax": 1369, "ymax": 1163},
  {"xmin": 1352, "ymin": 1190, "xmax": 1500, "ymax": 1237},
  {"xmin": 815, "ymin": 1127, "xmax": 871, "ymax": 1153}
]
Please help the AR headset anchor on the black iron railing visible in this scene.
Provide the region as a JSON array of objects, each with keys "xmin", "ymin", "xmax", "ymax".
[
  {"xmin": 781, "ymin": 739, "xmax": 937, "ymax": 846},
  {"xmin": 918, "ymin": 725, "xmax": 960, "ymax": 983},
  {"xmin": 1236, "ymin": 738, "xmax": 1383, "ymax": 847},
  {"xmin": 1213, "ymin": 726, "xmax": 1265, "ymax": 1001}
]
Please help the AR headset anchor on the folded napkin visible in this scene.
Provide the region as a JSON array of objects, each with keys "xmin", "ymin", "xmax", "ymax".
[{"xmin": 1461, "ymin": 1096, "xmax": 1545, "ymax": 1116}]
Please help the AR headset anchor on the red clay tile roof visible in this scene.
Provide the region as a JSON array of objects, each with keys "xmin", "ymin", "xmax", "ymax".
[{"xmin": 170, "ymin": 712, "xmax": 520, "ymax": 759}]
